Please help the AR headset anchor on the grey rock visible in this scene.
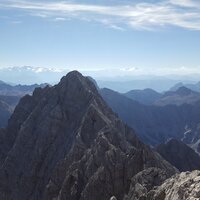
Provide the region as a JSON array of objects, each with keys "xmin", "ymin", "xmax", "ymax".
[
  {"xmin": 0, "ymin": 71, "xmax": 177, "ymax": 200},
  {"xmin": 124, "ymin": 168, "xmax": 170, "ymax": 200},
  {"xmin": 149, "ymin": 170, "xmax": 200, "ymax": 200}
]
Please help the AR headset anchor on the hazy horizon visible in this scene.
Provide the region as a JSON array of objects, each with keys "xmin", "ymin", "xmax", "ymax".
[
  {"xmin": 1, "ymin": 0, "xmax": 200, "ymax": 79},
  {"xmin": 0, "ymin": 66, "xmax": 199, "ymax": 92}
]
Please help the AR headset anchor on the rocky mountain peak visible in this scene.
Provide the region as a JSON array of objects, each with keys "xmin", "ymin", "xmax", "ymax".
[
  {"xmin": 0, "ymin": 71, "xmax": 177, "ymax": 200},
  {"xmin": 59, "ymin": 70, "xmax": 98, "ymax": 94}
]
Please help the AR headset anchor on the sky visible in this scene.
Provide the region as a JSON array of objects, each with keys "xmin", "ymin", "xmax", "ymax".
[{"xmin": 0, "ymin": 0, "xmax": 200, "ymax": 77}]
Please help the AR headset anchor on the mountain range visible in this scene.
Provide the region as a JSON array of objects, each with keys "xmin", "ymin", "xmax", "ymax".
[
  {"xmin": 1, "ymin": 66, "xmax": 198, "ymax": 92},
  {"xmin": 0, "ymin": 71, "xmax": 200, "ymax": 200},
  {"xmin": 97, "ymin": 79, "xmax": 185, "ymax": 93},
  {"xmin": 171, "ymin": 81, "xmax": 200, "ymax": 92},
  {"xmin": 155, "ymin": 86, "xmax": 200, "ymax": 106},
  {"xmin": 123, "ymin": 86, "xmax": 200, "ymax": 106},
  {"xmin": 100, "ymin": 88, "xmax": 200, "ymax": 155},
  {"xmin": 0, "ymin": 81, "xmax": 48, "ymax": 128},
  {"xmin": 0, "ymin": 80, "xmax": 48, "ymax": 96},
  {"xmin": 124, "ymin": 88, "xmax": 161, "ymax": 105},
  {"xmin": 0, "ymin": 71, "xmax": 178, "ymax": 200}
]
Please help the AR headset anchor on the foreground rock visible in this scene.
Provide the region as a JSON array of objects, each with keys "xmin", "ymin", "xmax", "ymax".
[
  {"xmin": 124, "ymin": 168, "xmax": 169, "ymax": 200},
  {"xmin": 125, "ymin": 170, "xmax": 200, "ymax": 200},
  {"xmin": 149, "ymin": 170, "xmax": 200, "ymax": 200},
  {"xmin": 0, "ymin": 71, "xmax": 176, "ymax": 200}
]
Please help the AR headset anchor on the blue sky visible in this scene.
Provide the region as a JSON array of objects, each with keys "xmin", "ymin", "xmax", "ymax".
[{"xmin": 0, "ymin": 0, "xmax": 200, "ymax": 77}]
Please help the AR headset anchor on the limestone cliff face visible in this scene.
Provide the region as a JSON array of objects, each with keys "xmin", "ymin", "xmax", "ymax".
[{"xmin": 0, "ymin": 71, "xmax": 176, "ymax": 200}]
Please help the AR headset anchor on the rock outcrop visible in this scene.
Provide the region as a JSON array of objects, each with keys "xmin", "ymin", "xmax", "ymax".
[
  {"xmin": 0, "ymin": 71, "xmax": 177, "ymax": 200},
  {"xmin": 149, "ymin": 170, "xmax": 200, "ymax": 200},
  {"xmin": 124, "ymin": 167, "xmax": 169, "ymax": 200},
  {"xmin": 125, "ymin": 170, "xmax": 200, "ymax": 200}
]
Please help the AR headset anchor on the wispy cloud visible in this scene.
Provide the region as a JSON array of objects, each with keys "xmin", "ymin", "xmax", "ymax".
[
  {"xmin": 169, "ymin": 0, "xmax": 200, "ymax": 7},
  {"xmin": 11, "ymin": 20, "xmax": 22, "ymax": 24},
  {"xmin": 1, "ymin": 0, "xmax": 200, "ymax": 30},
  {"xmin": 117, "ymin": 66, "xmax": 200, "ymax": 77}
]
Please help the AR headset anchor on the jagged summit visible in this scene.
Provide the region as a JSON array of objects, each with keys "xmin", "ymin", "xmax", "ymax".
[
  {"xmin": 60, "ymin": 70, "xmax": 83, "ymax": 83},
  {"xmin": 0, "ymin": 71, "xmax": 177, "ymax": 200},
  {"xmin": 58, "ymin": 70, "xmax": 98, "ymax": 95}
]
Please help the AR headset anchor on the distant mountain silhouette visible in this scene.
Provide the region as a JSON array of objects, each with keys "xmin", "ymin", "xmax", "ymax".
[
  {"xmin": 0, "ymin": 80, "xmax": 48, "ymax": 96},
  {"xmin": 0, "ymin": 80, "xmax": 49, "ymax": 128},
  {"xmin": 97, "ymin": 79, "xmax": 181, "ymax": 93},
  {"xmin": 122, "ymin": 86, "xmax": 200, "ymax": 106},
  {"xmin": 0, "ymin": 71, "xmax": 176, "ymax": 200},
  {"xmin": 124, "ymin": 88, "xmax": 161, "ymax": 105},
  {"xmin": 100, "ymin": 88, "xmax": 200, "ymax": 154},
  {"xmin": 154, "ymin": 86, "xmax": 200, "ymax": 106},
  {"xmin": 170, "ymin": 81, "xmax": 200, "ymax": 92}
]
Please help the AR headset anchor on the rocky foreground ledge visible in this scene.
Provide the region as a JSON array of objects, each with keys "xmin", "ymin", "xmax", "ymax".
[
  {"xmin": 111, "ymin": 170, "xmax": 200, "ymax": 200},
  {"xmin": 150, "ymin": 170, "xmax": 200, "ymax": 200}
]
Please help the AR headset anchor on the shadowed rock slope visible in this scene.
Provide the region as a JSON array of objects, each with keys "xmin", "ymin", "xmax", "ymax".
[
  {"xmin": 156, "ymin": 139, "xmax": 200, "ymax": 172},
  {"xmin": 0, "ymin": 100, "xmax": 12, "ymax": 128},
  {"xmin": 124, "ymin": 88, "xmax": 161, "ymax": 105},
  {"xmin": 0, "ymin": 80, "xmax": 48, "ymax": 128},
  {"xmin": 0, "ymin": 95, "xmax": 20, "ymax": 128},
  {"xmin": 0, "ymin": 71, "xmax": 176, "ymax": 200}
]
